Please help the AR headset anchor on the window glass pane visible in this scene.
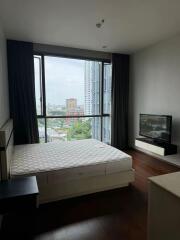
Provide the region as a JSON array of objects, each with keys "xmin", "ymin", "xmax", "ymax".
[
  {"xmin": 34, "ymin": 56, "xmax": 43, "ymax": 115},
  {"xmin": 103, "ymin": 63, "xmax": 112, "ymax": 114},
  {"xmin": 46, "ymin": 117, "xmax": 101, "ymax": 142},
  {"xmin": 102, "ymin": 116, "xmax": 111, "ymax": 144},
  {"xmin": 44, "ymin": 56, "xmax": 101, "ymax": 116},
  {"xmin": 91, "ymin": 117, "xmax": 101, "ymax": 141},
  {"xmin": 34, "ymin": 54, "xmax": 112, "ymax": 144},
  {"xmin": 38, "ymin": 118, "xmax": 45, "ymax": 143}
]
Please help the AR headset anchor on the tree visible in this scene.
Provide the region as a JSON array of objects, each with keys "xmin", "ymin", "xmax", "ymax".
[{"xmin": 67, "ymin": 119, "xmax": 91, "ymax": 140}]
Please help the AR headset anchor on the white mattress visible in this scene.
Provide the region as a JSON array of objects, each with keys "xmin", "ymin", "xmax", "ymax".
[{"xmin": 11, "ymin": 139, "xmax": 132, "ymax": 178}]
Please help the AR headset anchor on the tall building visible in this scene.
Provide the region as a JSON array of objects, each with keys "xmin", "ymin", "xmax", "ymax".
[
  {"xmin": 66, "ymin": 98, "xmax": 84, "ymax": 124},
  {"xmin": 103, "ymin": 63, "xmax": 112, "ymax": 114},
  {"xmin": 84, "ymin": 61, "xmax": 112, "ymax": 143},
  {"xmin": 84, "ymin": 61, "xmax": 101, "ymax": 140},
  {"xmin": 103, "ymin": 63, "xmax": 112, "ymax": 144},
  {"xmin": 84, "ymin": 61, "xmax": 100, "ymax": 115},
  {"xmin": 84, "ymin": 62, "xmax": 91, "ymax": 115},
  {"xmin": 66, "ymin": 98, "xmax": 77, "ymax": 111}
]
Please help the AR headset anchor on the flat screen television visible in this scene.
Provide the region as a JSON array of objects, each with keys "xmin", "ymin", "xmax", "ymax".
[{"xmin": 139, "ymin": 114, "xmax": 172, "ymax": 143}]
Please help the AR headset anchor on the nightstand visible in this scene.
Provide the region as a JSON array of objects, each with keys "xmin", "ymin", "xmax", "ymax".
[
  {"xmin": 0, "ymin": 176, "xmax": 39, "ymax": 214},
  {"xmin": 0, "ymin": 176, "xmax": 39, "ymax": 237}
]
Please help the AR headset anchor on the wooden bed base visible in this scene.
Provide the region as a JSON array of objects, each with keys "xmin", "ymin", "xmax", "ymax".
[
  {"xmin": 36, "ymin": 169, "xmax": 134, "ymax": 203},
  {"xmin": 0, "ymin": 119, "xmax": 135, "ymax": 204}
]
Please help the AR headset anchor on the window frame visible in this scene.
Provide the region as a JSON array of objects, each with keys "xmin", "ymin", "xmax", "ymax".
[
  {"xmin": 34, "ymin": 55, "xmax": 43, "ymax": 116},
  {"xmin": 34, "ymin": 53, "xmax": 111, "ymax": 143}
]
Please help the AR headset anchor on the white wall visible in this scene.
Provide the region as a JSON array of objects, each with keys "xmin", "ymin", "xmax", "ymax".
[
  {"xmin": 129, "ymin": 33, "xmax": 180, "ymax": 149},
  {"xmin": 0, "ymin": 22, "xmax": 9, "ymax": 128}
]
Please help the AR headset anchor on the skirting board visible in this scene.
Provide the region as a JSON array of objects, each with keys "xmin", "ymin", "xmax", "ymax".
[
  {"xmin": 134, "ymin": 146, "xmax": 180, "ymax": 168},
  {"xmin": 38, "ymin": 170, "xmax": 135, "ymax": 204}
]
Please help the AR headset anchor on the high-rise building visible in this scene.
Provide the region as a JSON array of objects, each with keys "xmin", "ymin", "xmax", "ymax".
[
  {"xmin": 103, "ymin": 63, "xmax": 112, "ymax": 144},
  {"xmin": 66, "ymin": 98, "xmax": 77, "ymax": 111},
  {"xmin": 66, "ymin": 98, "xmax": 84, "ymax": 124},
  {"xmin": 84, "ymin": 61, "xmax": 101, "ymax": 140},
  {"xmin": 84, "ymin": 61, "xmax": 112, "ymax": 143},
  {"xmin": 84, "ymin": 62, "xmax": 91, "ymax": 115}
]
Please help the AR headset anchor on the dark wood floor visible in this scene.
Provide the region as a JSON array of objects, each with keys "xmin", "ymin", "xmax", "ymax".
[{"xmin": 1, "ymin": 150, "xmax": 180, "ymax": 240}]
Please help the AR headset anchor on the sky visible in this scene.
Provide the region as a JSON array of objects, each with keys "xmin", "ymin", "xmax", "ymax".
[
  {"xmin": 35, "ymin": 56, "xmax": 85, "ymax": 106},
  {"xmin": 45, "ymin": 56, "xmax": 85, "ymax": 105}
]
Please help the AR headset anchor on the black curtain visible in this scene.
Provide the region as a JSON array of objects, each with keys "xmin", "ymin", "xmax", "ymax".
[
  {"xmin": 111, "ymin": 53, "xmax": 129, "ymax": 150},
  {"xmin": 7, "ymin": 40, "xmax": 39, "ymax": 145}
]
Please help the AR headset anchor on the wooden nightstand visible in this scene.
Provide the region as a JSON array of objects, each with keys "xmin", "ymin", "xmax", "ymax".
[
  {"xmin": 0, "ymin": 176, "xmax": 39, "ymax": 237},
  {"xmin": 0, "ymin": 176, "xmax": 39, "ymax": 214}
]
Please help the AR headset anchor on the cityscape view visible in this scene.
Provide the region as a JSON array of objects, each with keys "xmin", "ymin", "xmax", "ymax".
[{"xmin": 34, "ymin": 56, "xmax": 112, "ymax": 144}]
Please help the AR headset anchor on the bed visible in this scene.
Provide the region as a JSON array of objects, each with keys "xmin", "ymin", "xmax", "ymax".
[{"xmin": 0, "ymin": 120, "xmax": 134, "ymax": 204}]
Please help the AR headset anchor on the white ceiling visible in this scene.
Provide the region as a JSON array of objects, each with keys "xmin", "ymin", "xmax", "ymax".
[{"xmin": 0, "ymin": 0, "xmax": 180, "ymax": 53}]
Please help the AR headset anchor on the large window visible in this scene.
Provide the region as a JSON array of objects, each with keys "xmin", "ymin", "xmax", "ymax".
[{"xmin": 34, "ymin": 55, "xmax": 111, "ymax": 144}]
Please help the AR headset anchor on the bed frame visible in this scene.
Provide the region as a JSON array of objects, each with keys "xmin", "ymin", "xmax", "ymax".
[
  {"xmin": 0, "ymin": 119, "xmax": 14, "ymax": 181},
  {"xmin": 0, "ymin": 119, "xmax": 135, "ymax": 204}
]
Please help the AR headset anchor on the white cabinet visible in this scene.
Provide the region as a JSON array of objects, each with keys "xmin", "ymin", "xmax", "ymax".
[
  {"xmin": 135, "ymin": 139, "xmax": 165, "ymax": 155},
  {"xmin": 135, "ymin": 138, "xmax": 177, "ymax": 156},
  {"xmin": 148, "ymin": 172, "xmax": 180, "ymax": 240}
]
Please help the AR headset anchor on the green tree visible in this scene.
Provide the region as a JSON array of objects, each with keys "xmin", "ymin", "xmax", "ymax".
[
  {"xmin": 67, "ymin": 119, "xmax": 91, "ymax": 140},
  {"xmin": 49, "ymin": 110, "xmax": 66, "ymax": 116}
]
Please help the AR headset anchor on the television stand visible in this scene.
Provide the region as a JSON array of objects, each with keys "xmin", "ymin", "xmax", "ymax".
[{"xmin": 135, "ymin": 138, "xmax": 177, "ymax": 156}]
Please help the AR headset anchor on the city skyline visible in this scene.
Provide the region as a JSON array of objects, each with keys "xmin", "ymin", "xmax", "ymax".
[{"xmin": 35, "ymin": 56, "xmax": 103, "ymax": 111}]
